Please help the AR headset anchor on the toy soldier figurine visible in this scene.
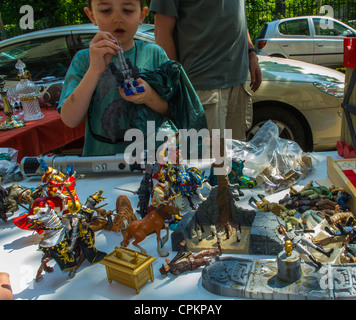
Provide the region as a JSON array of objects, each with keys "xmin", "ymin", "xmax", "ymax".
[
  {"xmin": 159, "ymin": 240, "xmax": 222, "ymax": 276},
  {"xmin": 137, "ymin": 164, "xmax": 154, "ymax": 218},
  {"xmin": 278, "ymin": 224, "xmax": 334, "ymax": 269}
]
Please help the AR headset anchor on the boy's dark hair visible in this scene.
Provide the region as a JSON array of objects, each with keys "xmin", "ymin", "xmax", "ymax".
[{"xmin": 86, "ymin": 0, "xmax": 145, "ymax": 10}]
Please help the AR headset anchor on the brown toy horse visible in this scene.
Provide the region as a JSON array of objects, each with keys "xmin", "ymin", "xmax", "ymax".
[{"xmin": 120, "ymin": 201, "xmax": 179, "ymax": 257}]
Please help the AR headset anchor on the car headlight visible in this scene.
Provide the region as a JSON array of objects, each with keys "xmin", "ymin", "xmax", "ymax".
[{"xmin": 313, "ymin": 81, "xmax": 344, "ymax": 98}]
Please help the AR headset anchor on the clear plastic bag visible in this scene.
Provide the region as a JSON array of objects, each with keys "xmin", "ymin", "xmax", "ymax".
[
  {"xmin": 229, "ymin": 120, "xmax": 315, "ymax": 193},
  {"xmin": 0, "ymin": 148, "xmax": 24, "ymax": 183}
]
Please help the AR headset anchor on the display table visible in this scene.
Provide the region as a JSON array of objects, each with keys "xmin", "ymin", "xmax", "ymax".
[
  {"xmin": 0, "ymin": 151, "xmax": 343, "ymax": 300},
  {"xmin": 0, "ymin": 109, "xmax": 85, "ymax": 162}
]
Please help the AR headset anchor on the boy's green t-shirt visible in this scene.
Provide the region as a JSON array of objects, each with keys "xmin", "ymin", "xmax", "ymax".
[{"xmin": 58, "ymin": 41, "xmax": 170, "ymax": 156}]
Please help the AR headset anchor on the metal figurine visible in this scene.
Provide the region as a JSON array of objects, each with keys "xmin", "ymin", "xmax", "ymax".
[{"xmin": 109, "ymin": 39, "xmax": 145, "ymax": 96}]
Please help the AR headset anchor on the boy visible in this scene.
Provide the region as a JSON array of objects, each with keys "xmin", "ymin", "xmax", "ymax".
[{"xmin": 58, "ymin": 0, "xmax": 207, "ymax": 157}]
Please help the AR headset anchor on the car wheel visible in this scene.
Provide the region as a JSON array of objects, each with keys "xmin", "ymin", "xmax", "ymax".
[{"xmin": 246, "ymin": 105, "xmax": 307, "ymax": 150}]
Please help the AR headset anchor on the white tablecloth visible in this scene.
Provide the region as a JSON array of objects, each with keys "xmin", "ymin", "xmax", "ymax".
[{"xmin": 0, "ymin": 151, "xmax": 342, "ymax": 300}]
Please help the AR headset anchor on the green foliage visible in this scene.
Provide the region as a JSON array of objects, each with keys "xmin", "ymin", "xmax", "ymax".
[{"xmin": 0, "ymin": 0, "xmax": 354, "ymax": 40}]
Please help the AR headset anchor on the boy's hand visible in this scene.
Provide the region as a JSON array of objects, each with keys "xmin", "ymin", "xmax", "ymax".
[
  {"xmin": 118, "ymin": 78, "xmax": 149, "ymax": 105},
  {"xmin": 88, "ymin": 31, "xmax": 120, "ymax": 75},
  {"xmin": 118, "ymin": 78, "xmax": 169, "ymax": 116}
]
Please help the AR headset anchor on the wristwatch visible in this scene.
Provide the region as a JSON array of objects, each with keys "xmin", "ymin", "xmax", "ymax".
[{"xmin": 248, "ymin": 47, "xmax": 257, "ymax": 54}]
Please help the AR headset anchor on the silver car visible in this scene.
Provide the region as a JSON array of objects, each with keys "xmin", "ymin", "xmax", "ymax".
[
  {"xmin": 255, "ymin": 15, "xmax": 356, "ymax": 68},
  {"xmin": 0, "ymin": 23, "xmax": 345, "ymax": 152}
]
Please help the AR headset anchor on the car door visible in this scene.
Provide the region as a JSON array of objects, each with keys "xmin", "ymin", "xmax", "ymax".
[
  {"xmin": 312, "ymin": 17, "xmax": 353, "ymax": 67},
  {"xmin": 277, "ymin": 18, "xmax": 314, "ymax": 63}
]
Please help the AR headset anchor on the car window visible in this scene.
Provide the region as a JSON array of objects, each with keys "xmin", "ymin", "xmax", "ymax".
[
  {"xmin": 67, "ymin": 33, "xmax": 94, "ymax": 58},
  {"xmin": 313, "ymin": 17, "xmax": 352, "ymax": 36},
  {"xmin": 0, "ymin": 36, "xmax": 71, "ymax": 81},
  {"xmin": 278, "ymin": 19, "xmax": 310, "ymax": 36},
  {"xmin": 256, "ymin": 23, "xmax": 268, "ymax": 39}
]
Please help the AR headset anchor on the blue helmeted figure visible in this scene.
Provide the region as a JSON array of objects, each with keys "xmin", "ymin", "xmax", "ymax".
[{"xmin": 165, "ymin": 165, "xmax": 211, "ymax": 210}]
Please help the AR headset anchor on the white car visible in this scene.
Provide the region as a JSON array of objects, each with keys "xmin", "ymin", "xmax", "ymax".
[{"xmin": 255, "ymin": 16, "xmax": 356, "ymax": 68}]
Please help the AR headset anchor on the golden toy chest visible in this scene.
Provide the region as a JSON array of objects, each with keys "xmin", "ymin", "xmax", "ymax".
[{"xmin": 101, "ymin": 246, "xmax": 156, "ymax": 294}]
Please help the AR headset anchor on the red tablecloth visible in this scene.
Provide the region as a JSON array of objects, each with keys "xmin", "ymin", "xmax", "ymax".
[{"xmin": 0, "ymin": 108, "xmax": 85, "ymax": 162}]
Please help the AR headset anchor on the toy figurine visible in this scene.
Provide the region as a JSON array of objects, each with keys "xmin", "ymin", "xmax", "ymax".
[
  {"xmin": 280, "ymin": 210, "xmax": 306, "ymax": 232},
  {"xmin": 289, "ymin": 181, "xmax": 333, "ymax": 200},
  {"xmin": 0, "ymin": 184, "xmax": 9, "ymax": 222},
  {"xmin": 210, "ymin": 159, "xmax": 257, "ymax": 189},
  {"xmin": 284, "ymin": 240, "xmax": 293, "ymax": 257},
  {"xmin": 121, "ymin": 202, "xmax": 179, "ymax": 257},
  {"xmin": 164, "ymin": 164, "xmax": 212, "ymax": 209},
  {"xmin": 325, "ymin": 210, "xmax": 354, "ymax": 227},
  {"xmin": 213, "ymin": 173, "xmax": 242, "ymax": 240},
  {"xmin": 27, "ymin": 200, "xmax": 106, "ymax": 281},
  {"xmin": 249, "ymin": 194, "xmax": 287, "ymax": 216},
  {"xmin": 89, "ymin": 208, "xmax": 115, "ymax": 232},
  {"xmin": 313, "ymin": 222, "xmax": 356, "ymax": 248},
  {"xmin": 159, "ymin": 240, "xmax": 222, "ymax": 276},
  {"xmin": 39, "ymin": 160, "xmax": 82, "ymax": 214},
  {"xmin": 4, "ymin": 182, "xmax": 34, "ymax": 214},
  {"xmin": 112, "ymin": 195, "xmax": 137, "ymax": 233},
  {"xmin": 137, "ymin": 164, "xmax": 154, "ymax": 218},
  {"xmin": 278, "ymin": 221, "xmax": 334, "ymax": 269},
  {"xmin": 151, "ymin": 169, "xmax": 176, "ymax": 207},
  {"xmin": 109, "ymin": 39, "xmax": 144, "ymax": 96}
]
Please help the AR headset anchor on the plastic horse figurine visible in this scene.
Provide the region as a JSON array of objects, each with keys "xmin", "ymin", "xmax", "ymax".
[
  {"xmin": 27, "ymin": 200, "xmax": 106, "ymax": 281},
  {"xmin": 112, "ymin": 195, "xmax": 137, "ymax": 233},
  {"xmin": 120, "ymin": 202, "xmax": 179, "ymax": 257}
]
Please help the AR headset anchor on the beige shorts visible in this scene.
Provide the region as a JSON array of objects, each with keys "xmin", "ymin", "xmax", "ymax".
[{"xmin": 196, "ymin": 83, "xmax": 252, "ymax": 141}]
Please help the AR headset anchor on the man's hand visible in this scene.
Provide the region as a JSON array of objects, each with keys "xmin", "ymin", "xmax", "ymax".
[{"xmin": 249, "ymin": 52, "xmax": 262, "ymax": 92}]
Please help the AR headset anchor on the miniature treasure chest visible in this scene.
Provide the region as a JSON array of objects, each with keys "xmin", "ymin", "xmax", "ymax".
[{"xmin": 100, "ymin": 246, "xmax": 156, "ymax": 294}]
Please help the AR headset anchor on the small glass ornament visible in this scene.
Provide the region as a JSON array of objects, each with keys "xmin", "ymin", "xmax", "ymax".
[{"xmin": 15, "ymin": 60, "xmax": 43, "ymax": 121}]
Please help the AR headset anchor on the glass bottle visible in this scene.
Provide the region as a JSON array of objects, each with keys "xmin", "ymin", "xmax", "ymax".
[{"xmin": 15, "ymin": 60, "xmax": 43, "ymax": 121}]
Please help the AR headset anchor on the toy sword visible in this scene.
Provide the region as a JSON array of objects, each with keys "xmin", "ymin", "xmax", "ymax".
[{"xmin": 115, "ymin": 187, "xmax": 138, "ymax": 195}]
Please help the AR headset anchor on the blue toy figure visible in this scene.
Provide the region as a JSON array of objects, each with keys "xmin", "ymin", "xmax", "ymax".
[{"xmin": 109, "ymin": 39, "xmax": 145, "ymax": 96}]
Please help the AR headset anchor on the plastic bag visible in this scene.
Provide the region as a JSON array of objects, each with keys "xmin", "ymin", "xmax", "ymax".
[
  {"xmin": 228, "ymin": 120, "xmax": 315, "ymax": 193},
  {"xmin": 0, "ymin": 148, "xmax": 24, "ymax": 183}
]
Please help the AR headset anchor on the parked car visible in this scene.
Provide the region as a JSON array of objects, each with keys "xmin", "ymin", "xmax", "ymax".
[
  {"xmin": 255, "ymin": 16, "xmax": 356, "ymax": 68},
  {"xmin": 0, "ymin": 23, "xmax": 345, "ymax": 152}
]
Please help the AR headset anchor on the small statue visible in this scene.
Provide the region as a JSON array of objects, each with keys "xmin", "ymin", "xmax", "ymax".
[
  {"xmin": 249, "ymin": 194, "xmax": 287, "ymax": 216},
  {"xmin": 159, "ymin": 240, "xmax": 222, "ymax": 276},
  {"xmin": 284, "ymin": 240, "xmax": 293, "ymax": 257}
]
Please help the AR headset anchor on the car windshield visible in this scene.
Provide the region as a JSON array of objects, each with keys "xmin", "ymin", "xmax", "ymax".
[{"xmin": 0, "ymin": 36, "xmax": 71, "ymax": 81}]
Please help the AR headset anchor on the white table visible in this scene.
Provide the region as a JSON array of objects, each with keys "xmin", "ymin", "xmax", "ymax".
[{"xmin": 0, "ymin": 151, "xmax": 342, "ymax": 301}]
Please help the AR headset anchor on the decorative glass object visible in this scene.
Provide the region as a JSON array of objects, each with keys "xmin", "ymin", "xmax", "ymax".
[{"xmin": 15, "ymin": 60, "xmax": 43, "ymax": 121}]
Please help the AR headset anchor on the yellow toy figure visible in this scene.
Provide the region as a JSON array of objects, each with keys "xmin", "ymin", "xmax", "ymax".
[
  {"xmin": 151, "ymin": 169, "xmax": 173, "ymax": 207},
  {"xmin": 248, "ymin": 194, "xmax": 287, "ymax": 216},
  {"xmin": 280, "ymin": 209, "xmax": 306, "ymax": 232},
  {"xmin": 285, "ymin": 240, "xmax": 293, "ymax": 257}
]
